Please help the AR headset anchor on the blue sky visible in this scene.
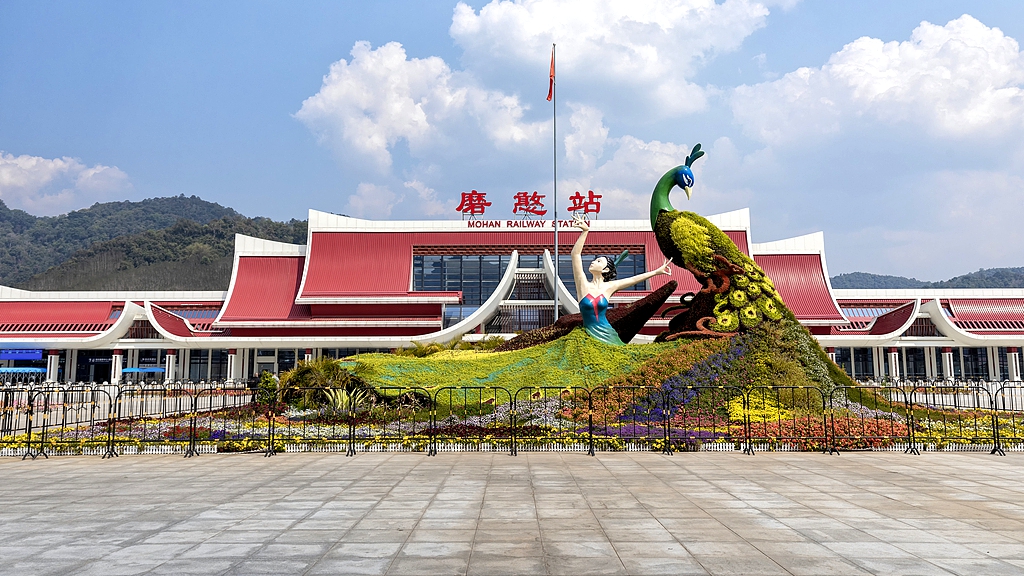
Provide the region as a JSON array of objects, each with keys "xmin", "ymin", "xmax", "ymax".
[{"xmin": 2, "ymin": 1, "xmax": 1023, "ymax": 280}]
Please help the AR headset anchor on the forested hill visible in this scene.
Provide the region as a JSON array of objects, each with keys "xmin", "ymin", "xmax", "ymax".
[
  {"xmin": 18, "ymin": 216, "xmax": 307, "ymax": 291},
  {"xmin": 831, "ymin": 268, "xmax": 1024, "ymax": 289},
  {"xmin": 0, "ymin": 196, "xmax": 238, "ymax": 285}
]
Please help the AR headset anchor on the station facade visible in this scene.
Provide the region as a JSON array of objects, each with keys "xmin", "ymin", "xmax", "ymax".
[{"xmin": 1, "ymin": 208, "xmax": 1021, "ymax": 383}]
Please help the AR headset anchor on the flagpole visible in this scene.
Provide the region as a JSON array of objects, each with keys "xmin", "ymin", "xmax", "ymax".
[{"xmin": 551, "ymin": 43, "xmax": 559, "ymax": 321}]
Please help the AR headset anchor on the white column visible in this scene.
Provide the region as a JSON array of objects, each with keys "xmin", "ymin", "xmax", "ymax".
[
  {"xmin": 165, "ymin": 350, "xmax": 177, "ymax": 382},
  {"xmin": 68, "ymin": 350, "xmax": 78, "ymax": 383},
  {"xmin": 241, "ymin": 349, "xmax": 251, "ymax": 380},
  {"xmin": 1008, "ymin": 348, "xmax": 1021, "ymax": 382},
  {"xmin": 887, "ymin": 347, "xmax": 900, "ymax": 382},
  {"xmin": 45, "ymin": 349, "xmax": 60, "ymax": 382},
  {"xmin": 924, "ymin": 347, "xmax": 935, "ymax": 380},
  {"xmin": 181, "ymin": 349, "xmax": 191, "ymax": 382},
  {"xmin": 988, "ymin": 347, "xmax": 1000, "ymax": 381},
  {"xmin": 111, "ymin": 349, "xmax": 123, "ymax": 384},
  {"xmin": 873, "ymin": 347, "xmax": 885, "ymax": 381},
  {"xmin": 941, "ymin": 347, "xmax": 955, "ymax": 382},
  {"xmin": 226, "ymin": 349, "xmax": 237, "ymax": 383},
  {"xmin": 304, "ymin": 348, "xmax": 313, "ymax": 362}
]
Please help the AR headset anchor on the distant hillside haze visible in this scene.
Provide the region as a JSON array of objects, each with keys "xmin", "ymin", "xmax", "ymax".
[
  {"xmin": 831, "ymin": 268, "xmax": 1024, "ymax": 289},
  {"xmin": 18, "ymin": 216, "xmax": 307, "ymax": 291},
  {"xmin": 0, "ymin": 196, "xmax": 239, "ymax": 285}
]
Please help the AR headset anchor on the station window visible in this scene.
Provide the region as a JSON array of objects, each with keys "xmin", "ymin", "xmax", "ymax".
[{"xmin": 413, "ymin": 252, "xmax": 647, "ymax": 306}]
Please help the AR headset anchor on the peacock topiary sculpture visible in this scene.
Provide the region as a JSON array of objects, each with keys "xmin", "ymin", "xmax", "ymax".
[{"xmin": 651, "ymin": 144, "xmax": 787, "ymax": 339}]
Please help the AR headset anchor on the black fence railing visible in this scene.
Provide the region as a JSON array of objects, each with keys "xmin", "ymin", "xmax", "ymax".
[{"xmin": 2, "ymin": 381, "xmax": 1024, "ymax": 459}]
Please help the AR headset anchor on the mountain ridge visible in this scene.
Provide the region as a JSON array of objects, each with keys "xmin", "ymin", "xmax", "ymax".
[
  {"xmin": 830, "ymin": 268, "xmax": 1024, "ymax": 290},
  {"xmin": 0, "ymin": 196, "xmax": 238, "ymax": 285}
]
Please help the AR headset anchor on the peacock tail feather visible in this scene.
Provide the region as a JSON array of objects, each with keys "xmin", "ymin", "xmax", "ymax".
[{"xmin": 707, "ymin": 270, "xmax": 785, "ymax": 332}]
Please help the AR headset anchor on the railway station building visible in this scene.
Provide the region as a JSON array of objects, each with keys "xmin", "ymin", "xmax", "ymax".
[{"xmin": 1, "ymin": 208, "xmax": 1021, "ymax": 383}]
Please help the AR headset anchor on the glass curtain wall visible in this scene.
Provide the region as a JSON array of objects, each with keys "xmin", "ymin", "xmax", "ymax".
[
  {"xmin": 904, "ymin": 348, "xmax": 927, "ymax": 380},
  {"xmin": 852, "ymin": 348, "xmax": 874, "ymax": 380},
  {"xmin": 414, "ymin": 253, "xmax": 648, "ymax": 328},
  {"xmin": 961, "ymin": 348, "xmax": 988, "ymax": 380}
]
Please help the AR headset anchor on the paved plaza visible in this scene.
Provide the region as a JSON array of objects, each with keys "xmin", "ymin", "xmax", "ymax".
[{"xmin": 0, "ymin": 451, "xmax": 1023, "ymax": 575}]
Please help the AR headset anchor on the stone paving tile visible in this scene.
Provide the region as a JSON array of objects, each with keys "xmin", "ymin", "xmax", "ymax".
[{"xmin": 2, "ymin": 452, "xmax": 1024, "ymax": 575}]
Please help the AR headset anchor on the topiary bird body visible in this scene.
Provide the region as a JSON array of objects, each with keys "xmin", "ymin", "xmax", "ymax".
[{"xmin": 651, "ymin": 145, "xmax": 786, "ymax": 338}]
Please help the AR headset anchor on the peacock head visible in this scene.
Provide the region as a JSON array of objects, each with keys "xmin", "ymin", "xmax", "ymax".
[
  {"xmin": 674, "ymin": 166, "xmax": 695, "ymax": 200},
  {"xmin": 650, "ymin": 143, "xmax": 706, "ymax": 229},
  {"xmin": 677, "ymin": 143, "xmax": 704, "ymax": 200}
]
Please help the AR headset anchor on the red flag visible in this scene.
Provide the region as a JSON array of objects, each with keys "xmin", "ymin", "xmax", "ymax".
[{"xmin": 546, "ymin": 45, "xmax": 555, "ymax": 102}]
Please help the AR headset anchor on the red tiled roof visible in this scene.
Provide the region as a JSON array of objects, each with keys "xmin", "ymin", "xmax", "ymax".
[
  {"xmin": 868, "ymin": 302, "xmax": 916, "ymax": 335},
  {"xmin": 0, "ymin": 301, "xmax": 118, "ymax": 336},
  {"xmin": 149, "ymin": 305, "xmax": 213, "ymax": 338},
  {"xmin": 218, "ymin": 256, "xmax": 311, "ymax": 322},
  {"xmin": 754, "ymin": 254, "xmax": 845, "ymax": 321},
  {"xmin": 945, "ymin": 298, "xmax": 1024, "ymax": 333}
]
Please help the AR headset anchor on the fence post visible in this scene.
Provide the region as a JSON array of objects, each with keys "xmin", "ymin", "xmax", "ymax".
[
  {"xmin": 183, "ymin": 390, "xmax": 199, "ymax": 458},
  {"xmin": 905, "ymin": 386, "xmax": 920, "ymax": 455},
  {"xmin": 742, "ymin": 389, "xmax": 754, "ymax": 456},
  {"xmin": 102, "ymin": 389, "xmax": 117, "ymax": 459},
  {"xmin": 990, "ymin": 386, "xmax": 1005, "ymax": 456},
  {"xmin": 265, "ymin": 408, "xmax": 276, "ymax": 457},
  {"xmin": 824, "ymin": 388, "xmax": 839, "ymax": 455},
  {"xmin": 510, "ymin": 396, "xmax": 518, "ymax": 457},
  {"xmin": 587, "ymin": 389, "xmax": 595, "ymax": 457},
  {"xmin": 428, "ymin": 395, "xmax": 437, "ymax": 457},
  {"xmin": 346, "ymin": 395, "xmax": 356, "ymax": 456},
  {"xmin": 22, "ymin": 390, "xmax": 47, "ymax": 460},
  {"xmin": 662, "ymin": 389, "xmax": 673, "ymax": 456}
]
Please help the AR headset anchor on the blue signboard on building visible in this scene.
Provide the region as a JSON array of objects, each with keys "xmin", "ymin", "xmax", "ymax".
[{"xmin": 0, "ymin": 349, "xmax": 44, "ymax": 360}]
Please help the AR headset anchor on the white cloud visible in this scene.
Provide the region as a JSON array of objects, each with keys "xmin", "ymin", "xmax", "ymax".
[
  {"xmin": 346, "ymin": 182, "xmax": 400, "ymax": 218},
  {"xmin": 733, "ymin": 15, "xmax": 1024, "ymax": 145},
  {"xmin": 557, "ymin": 105, "xmax": 696, "ymax": 218},
  {"xmin": 0, "ymin": 152, "xmax": 132, "ymax": 215},
  {"xmin": 723, "ymin": 14, "xmax": 1024, "ymax": 279},
  {"xmin": 297, "ymin": 2, "xmax": 781, "ymax": 220},
  {"xmin": 832, "ymin": 170, "xmax": 1024, "ymax": 279},
  {"xmin": 451, "ymin": 0, "xmax": 771, "ymax": 116},
  {"xmin": 295, "ymin": 41, "xmax": 547, "ymax": 174},
  {"xmin": 404, "ymin": 180, "xmax": 454, "ymax": 216}
]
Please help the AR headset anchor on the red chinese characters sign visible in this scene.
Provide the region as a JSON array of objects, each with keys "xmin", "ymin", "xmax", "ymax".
[
  {"xmin": 456, "ymin": 189, "xmax": 602, "ymax": 219},
  {"xmin": 512, "ymin": 191, "xmax": 547, "ymax": 217},
  {"xmin": 456, "ymin": 190, "xmax": 492, "ymax": 219},
  {"xmin": 568, "ymin": 190, "xmax": 601, "ymax": 215}
]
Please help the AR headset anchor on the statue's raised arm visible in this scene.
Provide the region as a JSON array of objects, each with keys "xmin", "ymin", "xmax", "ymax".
[{"xmin": 569, "ymin": 215, "xmax": 672, "ymax": 346}]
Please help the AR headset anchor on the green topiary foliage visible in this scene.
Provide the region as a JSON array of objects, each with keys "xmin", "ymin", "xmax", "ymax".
[{"xmin": 347, "ymin": 328, "xmax": 680, "ymax": 392}]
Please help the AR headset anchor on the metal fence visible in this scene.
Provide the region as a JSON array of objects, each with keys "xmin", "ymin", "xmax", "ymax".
[{"xmin": 2, "ymin": 380, "xmax": 1024, "ymax": 459}]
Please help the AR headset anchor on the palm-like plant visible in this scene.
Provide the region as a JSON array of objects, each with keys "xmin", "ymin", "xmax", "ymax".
[
  {"xmin": 278, "ymin": 356, "xmax": 372, "ymax": 410},
  {"xmin": 323, "ymin": 387, "xmax": 370, "ymax": 419}
]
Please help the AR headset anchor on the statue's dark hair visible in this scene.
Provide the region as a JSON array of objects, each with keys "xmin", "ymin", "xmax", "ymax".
[{"xmin": 600, "ymin": 256, "xmax": 617, "ymax": 281}]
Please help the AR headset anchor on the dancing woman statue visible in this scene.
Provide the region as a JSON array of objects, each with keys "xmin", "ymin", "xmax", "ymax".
[{"xmin": 570, "ymin": 215, "xmax": 673, "ymax": 345}]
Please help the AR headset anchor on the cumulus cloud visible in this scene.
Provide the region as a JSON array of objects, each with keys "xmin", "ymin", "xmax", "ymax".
[
  {"xmin": 733, "ymin": 15, "xmax": 1024, "ymax": 144},
  {"xmin": 0, "ymin": 152, "xmax": 132, "ymax": 215},
  {"xmin": 726, "ymin": 14, "xmax": 1024, "ymax": 279},
  {"xmin": 557, "ymin": 104, "xmax": 697, "ymax": 218},
  {"xmin": 451, "ymin": 0, "xmax": 770, "ymax": 116},
  {"xmin": 296, "ymin": 1, "xmax": 781, "ymax": 220},
  {"xmin": 295, "ymin": 41, "xmax": 547, "ymax": 174},
  {"xmin": 404, "ymin": 180, "xmax": 455, "ymax": 216},
  {"xmin": 346, "ymin": 182, "xmax": 400, "ymax": 218}
]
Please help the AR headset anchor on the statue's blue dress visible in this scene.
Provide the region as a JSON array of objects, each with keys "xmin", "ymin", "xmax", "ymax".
[{"xmin": 579, "ymin": 293, "xmax": 624, "ymax": 346}]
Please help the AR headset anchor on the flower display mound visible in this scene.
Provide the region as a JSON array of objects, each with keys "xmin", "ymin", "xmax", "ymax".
[{"xmin": 346, "ymin": 328, "xmax": 681, "ymax": 393}]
